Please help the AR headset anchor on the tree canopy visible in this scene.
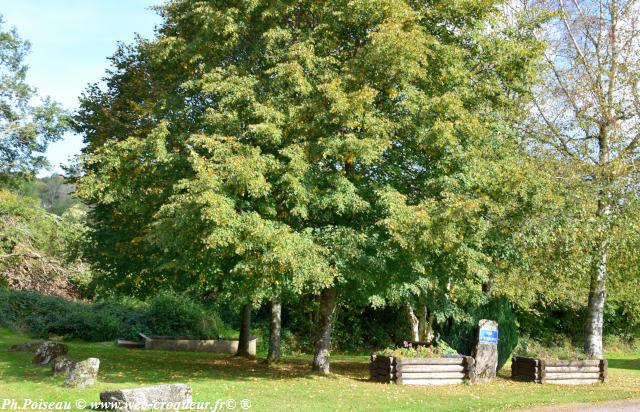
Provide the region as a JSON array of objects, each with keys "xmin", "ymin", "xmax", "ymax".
[
  {"xmin": 74, "ymin": 0, "xmax": 549, "ymax": 372},
  {"xmin": 71, "ymin": 0, "xmax": 640, "ymax": 369},
  {"xmin": 0, "ymin": 16, "xmax": 68, "ymax": 184}
]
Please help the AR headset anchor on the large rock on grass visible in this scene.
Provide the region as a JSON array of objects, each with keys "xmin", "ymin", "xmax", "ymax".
[
  {"xmin": 99, "ymin": 384, "xmax": 192, "ymax": 411},
  {"xmin": 64, "ymin": 358, "xmax": 100, "ymax": 388},
  {"xmin": 52, "ymin": 356, "xmax": 76, "ymax": 374},
  {"xmin": 32, "ymin": 342, "xmax": 68, "ymax": 365}
]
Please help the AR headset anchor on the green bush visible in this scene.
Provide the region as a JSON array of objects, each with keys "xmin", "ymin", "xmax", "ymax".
[
  {"xmin": 513, "ymin": 335, "xmax": 590, "ymax": 360},
  {"xmin": 438, "ymin": 297, "xmax": 518, "ymax": 370},
  {"xmin": 271, "ymin": 298, "xmax": 408, "ymax": 354},
  {"xmin": 0, "ymin": 288, "xmax": 227, "ymax": 341},
  {"xmin": 145, "ymin": 291, "xmax": 224, "ymax": 338},
  {"xmin": 514, "ymin": 301, "xmax": 585, "ymax": 346}
]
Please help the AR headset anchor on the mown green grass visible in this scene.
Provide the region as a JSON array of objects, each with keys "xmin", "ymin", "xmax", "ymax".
[{"xmin": 1, "ymin": 328, "xmax": 639, "ymax": 411}]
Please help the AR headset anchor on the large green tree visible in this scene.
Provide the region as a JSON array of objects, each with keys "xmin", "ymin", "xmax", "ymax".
[{"xmin": 76, "ymin": 0, "xmax": 545, "ymax": 372}]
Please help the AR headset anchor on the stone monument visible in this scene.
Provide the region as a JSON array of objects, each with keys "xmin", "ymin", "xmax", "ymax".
[
  {"xmin": 473, "ymin": 319, "xmax": 498, "ymax": 383},
  {"xmin": 64, "ymin": 358, "xmax": 100, "ymax": 388}
]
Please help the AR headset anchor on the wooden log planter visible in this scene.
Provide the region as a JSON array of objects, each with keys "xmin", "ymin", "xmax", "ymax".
[
  {"xmin": 370, "ymin": 355, "xmax": 476, "ymax": 385},
  {"xmin": 511, "ymin": 356, "xmax": 607, "ymax": 385},
  {"xmin": 370, "ymin": 355, "xmax": 396, "ymax": 383}
]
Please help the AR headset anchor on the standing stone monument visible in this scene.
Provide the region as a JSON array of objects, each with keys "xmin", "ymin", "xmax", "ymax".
[
  {"xmin": 472, "ymin": 319, "xmax": 498, "ymax": 383},
  {"xmin": 64, "ymin": 358, "xmax": 100, "ymax": 388}
]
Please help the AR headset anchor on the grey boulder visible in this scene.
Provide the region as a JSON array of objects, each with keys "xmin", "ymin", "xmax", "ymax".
[
  {"xmin": 64, "ymin": 357, "xmax": 100, "ymax": 388},
  {"xmin": 99, "ymin": 384, "xmax": 193, "ymax": 411},
  {"xmin": 32, "ymin": 342, "xmax": 69, "ymax": 365},
  {"xmin": 52, "ymin": 356, "xmax": 76, "ymax": 374},
  {"xmin": 8, "ymin": 341, "xmax": 43, "ymax": 352}
]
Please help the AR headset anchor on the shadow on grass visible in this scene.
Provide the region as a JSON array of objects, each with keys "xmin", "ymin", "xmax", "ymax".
[{"xmin": 0, "ymin": 338, "xmax": 369, "ymax": 386}]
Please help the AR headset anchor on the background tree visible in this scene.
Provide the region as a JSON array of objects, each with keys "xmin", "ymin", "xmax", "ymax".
[
  {"xmin": 521, "ymin": 0, "xmax": 640, "ymax": 357},
  {"xmin": 74, "ymin": 1, "xmax": 337, "ymax": 361},
  {"xmin": 0, "ymin": 16, "xmax": 68, "ymax": 184},
  {"xmin": 358, "ymin": 0, "xmax": 549, "ymax": 352},
  {"xmin": 73, "ymin": 39, "xmax": 187, "ymax": 297}
]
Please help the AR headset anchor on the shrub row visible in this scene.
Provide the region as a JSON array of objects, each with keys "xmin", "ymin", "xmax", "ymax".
[
  {"xmin": 439, "ymin": 298, "xmax": 518, "ymax": 370},
  {"xmin": 0, "ymin": 288, "xmax": 228, "ymax": 341}
]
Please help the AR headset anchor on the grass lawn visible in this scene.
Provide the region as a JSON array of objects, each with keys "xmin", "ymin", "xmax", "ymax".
[{"xmin": 1, "ymin": 328, "xmax": 639, "ymax": 411}]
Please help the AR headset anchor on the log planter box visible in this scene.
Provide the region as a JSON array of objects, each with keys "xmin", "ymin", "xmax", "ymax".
[
  {"xmin": 139, "ymin": 334, "xmax": 257, "ymax": 356},
  {"xmin": 511, "ymin": 356, "xmax": 607, "ymax": 385},
  {"xmin": 370, "ymin": 355, "xmax": 476, "ymax": 385}
]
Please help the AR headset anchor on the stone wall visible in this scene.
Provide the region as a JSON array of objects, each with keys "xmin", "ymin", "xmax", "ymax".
[{"xmin": 143, "ymin": 336, "xmax": 257, "ymax": 356}]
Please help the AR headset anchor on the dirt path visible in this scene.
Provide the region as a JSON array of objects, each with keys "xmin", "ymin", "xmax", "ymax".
[{"xmin": 519, "ymin": 399, "xmax": 640, "ymax": 411}]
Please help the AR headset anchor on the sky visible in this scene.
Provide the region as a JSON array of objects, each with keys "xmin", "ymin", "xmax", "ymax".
[{"xmin": 0, "ymin": 0, "xmax": 162, "ymax": 176}]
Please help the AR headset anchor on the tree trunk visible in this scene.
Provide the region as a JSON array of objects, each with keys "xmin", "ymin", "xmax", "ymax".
[
  {"xmin": 406, "ymin": 305, "xmax": 419, "ymax": 342},
  {"xmin": 312, "ymin": 287, "xmax": 337, "ymax": 374},
  {"xmin": 482, "ymin": 273, "xmax": 494, "ymax": 297},
  {"xmin": 267, "ymin": 298, "xmax": 282, "ymax": 364},
  {"xmin": 585, "ymin": 244, "xmax": 607, "ymax": 358},
  {"xmin": 583, "ymin": 123, "xmax": 610, "ymax": 359},
  {"xmin": 417, "ymin": 305, "xmax": 427, "ymax": 341},
  {"xmin": 236, "ymin": 303, "xmax": 252, "ymax": 357},
  {"xmin": 424, "ymin": 310, "xmax": 435, "ymax": 342},
  {"xmin": 416, "ymin": 305, "xmax": 427, "ymax": 341}
]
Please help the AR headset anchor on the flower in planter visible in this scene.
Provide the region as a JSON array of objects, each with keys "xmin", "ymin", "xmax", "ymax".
[{"xmin": 375, "ymin": 339, "xmax": 461, "ymax": 359}]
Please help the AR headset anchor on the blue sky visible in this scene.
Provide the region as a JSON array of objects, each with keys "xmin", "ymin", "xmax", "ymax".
[{"xmin": 0, "ymin": 0, "xmax": 162, "ymax": 176}]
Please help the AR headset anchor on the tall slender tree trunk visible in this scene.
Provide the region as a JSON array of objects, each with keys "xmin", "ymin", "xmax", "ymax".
[
  {"xmin": 312, "ymin": 287, "xmax": 337, "ymax": 374},
  {"xmin": 421, "ymin": 308, "xmax": 435, "ymax": 342},
  {"xmin": 237, "ymin": 303, "xmax": 252, "ymax": 357},
  {"xmin": 267, "ymin": 298, "xmax": 282, "ymax": 364},
  {"xmin": 584, "ymin": 129, "xmax": 610, "ymax": 359},
  {"xmin": 428, "ymin": 312, "xmax": 436, "ymax": 341},
  {"xmin": 417, "ymin": 305, "xmax": 426, "ymax": 341},
  {"xmin": 585, "ymin": 240, "xmax": 607, "ymax": 358},
  {"xmin": 406, "ymin": 305, "xmax": 419, "ymax": 342}
]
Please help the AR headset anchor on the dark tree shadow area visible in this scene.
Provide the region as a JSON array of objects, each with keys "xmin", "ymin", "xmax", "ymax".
[{"xmin": 0, "ymin": 339, "xmax": 369, "ymax": 386}]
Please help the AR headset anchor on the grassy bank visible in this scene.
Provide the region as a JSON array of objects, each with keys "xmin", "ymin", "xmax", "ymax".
[{"xmin": 1, "ymin": 328, "xmax": 639, "ymax": 411}]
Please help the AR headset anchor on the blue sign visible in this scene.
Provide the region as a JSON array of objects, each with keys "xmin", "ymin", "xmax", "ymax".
[{"xmin": 479, "ymin": 329, "xmax": 498, "ymax": 344}]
